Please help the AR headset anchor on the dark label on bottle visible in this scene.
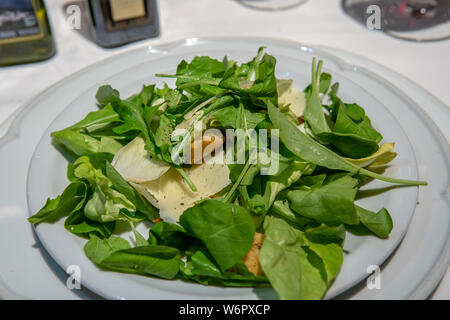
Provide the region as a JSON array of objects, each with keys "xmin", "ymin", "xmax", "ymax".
[{"xmin": 0, "ymin": 0, "xmax": 43, "ymax": 44}]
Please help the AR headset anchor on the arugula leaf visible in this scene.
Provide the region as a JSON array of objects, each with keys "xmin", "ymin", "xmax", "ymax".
[
  {"xmin": 67, "ymin": 104, "xmax": 121, "ymax": 132},
  {"xmin": 303, "ymin": 59, "xmax": 331, "ymax": 136},
  {"xmin": 51, "ymin": 130, "xmax": 103, "ymax": 157},
  {"xmin": 219, "ymin": 52, "xmax": 278, "ymax": 106},
  {"xmin": 28, "ymin": 181, "xmax": 87, "ymax": 225},
  {"xmin": 212, "ymin": 105, "xmax": 266, "ymax": 129}
]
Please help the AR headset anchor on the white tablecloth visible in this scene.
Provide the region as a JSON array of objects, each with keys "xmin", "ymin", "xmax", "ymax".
[{"xmin": 0, "ymin": 0, "xmax": 449, "ymax": 299}]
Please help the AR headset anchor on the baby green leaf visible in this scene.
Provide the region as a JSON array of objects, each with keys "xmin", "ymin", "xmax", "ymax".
[{"xmin": 179, "ymin": 199, "xmax": 255, "ymax": 272}]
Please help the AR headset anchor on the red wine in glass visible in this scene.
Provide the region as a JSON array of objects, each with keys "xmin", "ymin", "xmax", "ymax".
[{"xmin": 342, "ymin": 0, "xmax": 450, "ymax": 42}]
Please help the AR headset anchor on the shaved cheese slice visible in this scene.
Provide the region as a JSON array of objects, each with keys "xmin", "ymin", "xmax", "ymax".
[
  {"xmin": 132, "ymin": 149, "xmax": 230, "ymax": 223},
  {"xmin": 112, "ymin": 136, "xmax": 170, "ymax": 183},
  {"xmin": 130, "ymin": 181, "xmax": 160, "ymax": 208},
  {"xmin": 277, "ymin": 79, "xmax": 306, "ymax": 117},
  {"xmin": 157, "ymin": 159, "xmax": 231, "ymax": 222}
]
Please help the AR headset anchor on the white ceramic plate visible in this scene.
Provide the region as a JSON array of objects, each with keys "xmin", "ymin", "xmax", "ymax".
[{"xmin": 0, "ymin": 37, "xmax": 448, "ymax": 300}]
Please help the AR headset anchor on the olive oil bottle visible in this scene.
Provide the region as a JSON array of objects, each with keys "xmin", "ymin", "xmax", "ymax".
[{"xmin": 0, "ymin": 0, "xmax": 56, "ymax": 66}]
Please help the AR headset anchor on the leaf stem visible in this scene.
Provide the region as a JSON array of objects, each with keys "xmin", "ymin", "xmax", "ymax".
[
  {"xmin": 224, "ymin": 150, "xmax": 257, "ymax": 203},
  {"xmin": 175, "ymin": 167, "xmax": 198, "ymax": 192},
  {"xmin": 359, "ymin": 168, "xmax": 428, "ymax": 186}
]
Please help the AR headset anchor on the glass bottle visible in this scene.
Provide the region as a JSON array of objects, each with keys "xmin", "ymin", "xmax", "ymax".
[{"xmin": 0, "ymin": 0, "xmax": 56, "ymax": 66}]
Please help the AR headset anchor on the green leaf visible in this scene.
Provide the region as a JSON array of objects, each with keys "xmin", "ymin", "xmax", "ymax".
[
  {"xmin": 51, "ymin": 130, "xmax": 101, "ymax": 157},
  {"xmin": 268, "ymin": 101, "xmax": 357, "ymax": 173},
  {"xmin": 64, "ymin": 209, "xmax": 115, "ymax": 238},
  {"xmin": 179, "ymin": 199, "xmax": 255, "ymax": 272},
  {"xmin": 259, "ymin": 216, "xmax": 304, "ymax": 300},
  {"xmin": 28, "ymin": 181, "xmax": 87, "ymax": 225},
  {"xmin": 84, "ymin": 234, "xmax": 181, "ymax": 279},
  {"xmin": 149, "ymin": 221, "xmax": 196, "ymax": 249},
  {"xmin": 268, "ymin": 102, "xmax": 426, "ymax": 186},
  {"xmin": 304, "ymin": 224, "xmax": 346, "ymax": 246},
  {"xmin": 105, "ymin": 162, "xmax": 159, "ymax": 220},
  {"xmin": 303, "ymin": 59, "xmax": 331, "ymax": 136},
  {"xmin": 67, "ymin": 104, "xmax": 121, "ymax": 132},
  {"xmin": 129, "ymin": 222, "xmax": 149, "ymax": 247},
  {"xmin": 317, "ymin": 131, "xmax": 380, "ymax": 159},
  {"xmin": 355, "ymin": 205, "xmax": 393, "ymax": 239},
  {"xmin": 84, "ymin": 234, "xmax": 131, "ymax": 265},
  {"xmin": 95, "ymin": 85, "xmax": 120, "ymax": 106},
  {"xmin": 270, "ymin": 200, "xmax": 316, "ymax": 229},
  {"xmin": 307, "ymin": 243, "xmax": 342, "ymax": 285},
  {"xmin": 212, "ymin": 106, "xmax": 266, "ymax": 129},
  {"xmin": 287, "ymin": 175, "xmax": 360, "ymax": 226},
  {"xmin": 100, "ymin": 245, "xmax": 181, "ymax": 279},
  {"xmin": 73, "ymin": 156, "xmax": 136, "ymax": 222},
  {"xmin": 219, "ymin": 52, "xmax": 278, "ymax": 106},
  {"xmin": 180, "ymin": 250, "xmax": 268, "ymax": 287}
]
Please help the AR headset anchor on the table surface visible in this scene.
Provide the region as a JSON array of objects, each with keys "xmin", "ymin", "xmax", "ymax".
[{"xmin": 0, "ymin": 0, "xmax": 448, "ymax": 299}]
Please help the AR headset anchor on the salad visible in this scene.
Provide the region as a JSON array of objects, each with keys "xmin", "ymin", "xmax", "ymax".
[{"xmin": 28, "ymin": 48, "xmax": 427, "ymax": 300}]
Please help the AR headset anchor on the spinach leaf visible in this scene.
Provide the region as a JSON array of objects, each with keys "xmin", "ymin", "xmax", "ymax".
[
  {"xmin": 149, "ymin": 221, "xmax": 197, "ymax": 250},
  {"xmin": 259, "ymin": 215, "xmax": 304, "ymax": 299},
  {"xmin": 269, "ymin": 101, "xmax": 357, "ymax": 173},
  {"xmin": 355, "ymin": 205, "xmax": 393, "ymax": 239},
  {"xmin": 260, "ymin": 216, "xmax": 343, "ymax": 300},
  {"xmin": 271, "ymin": 200, "xmax": 317, "ymax": 229},
  {"xmin": 259, "ymin": 215, "xmax": 332, "ymax": 300},
  {"xmin": 287, "ymin": 175, "xmax": 360, "ymax": 226},
  {"xmin": 317, "ymin": 132, "xmax": 380, "ymax": 159},
  {"xmin": 304, "ymin": 224, "xmax": 346, "ymax": 246},
  {"xmin": 101, "ymin": 245, "xmax": 181, "ymax": 279},
  {"xmin": 180, "ymin": 250, "xmax": 268, "ymax": 287},
  {"xmin": 84, "ymin": 234, "xmax": 131, "ymax": 265},
  {"xmin": 84, "ymin": 234, "xmax": 181, "ymax": 279},
  {"xmin": 64, "ymin": 209, "xmax": 115, "ymax": 238},
  {"xmin": 268, "ymin": 102, "xmax": 426, "ymax": 186},
  {"xmin": 179, "ymin": 199, "xmax": 255, "ymax": 272},
  {"xmin": 317, "ymin": 99, "xmax": 382, "ymax": 158}
]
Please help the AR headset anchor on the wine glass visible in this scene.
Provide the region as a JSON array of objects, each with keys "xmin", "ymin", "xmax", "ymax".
[
  {"xmin": 342, "ymin": 0, "xmax": 450, "ymax": 42},
  {"xmin": 237, "ymin": 0, "xmax": 308, "ymax": 11}
]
